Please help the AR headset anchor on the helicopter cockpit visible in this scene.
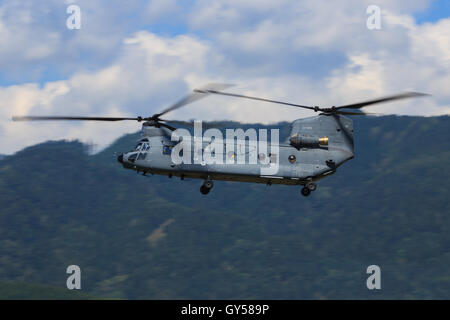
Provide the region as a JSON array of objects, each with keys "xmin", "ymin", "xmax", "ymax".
[{"xmin": 119, "ymin": 139, "xmax": 151, "ymax": 163}]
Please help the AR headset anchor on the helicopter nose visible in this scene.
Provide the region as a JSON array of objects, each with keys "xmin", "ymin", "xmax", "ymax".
[{"xmin": 117, "ymin": 154, "xmax": 123, "ymax": 164}]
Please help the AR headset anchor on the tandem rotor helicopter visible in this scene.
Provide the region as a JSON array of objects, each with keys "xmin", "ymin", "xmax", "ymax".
[{"xmin": 12, "ymin": 84, "xmax": 428, "ymax": 196}]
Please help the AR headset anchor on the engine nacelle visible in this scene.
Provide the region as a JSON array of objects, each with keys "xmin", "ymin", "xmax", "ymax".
[{"xmin": 289, "ymin": 133, "xmax": 328, "ymax": 149}]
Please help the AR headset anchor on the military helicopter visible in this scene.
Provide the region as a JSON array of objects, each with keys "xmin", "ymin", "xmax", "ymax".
[{"xmin": 12, "ymin": 84, "xmax": 427, "ymax": 196}]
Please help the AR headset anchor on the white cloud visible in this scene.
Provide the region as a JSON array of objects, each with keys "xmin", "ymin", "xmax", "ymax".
[
  {"xmin": 0, "ymin": 31, "xmax": 216, "ymax": 154},
  {"xmin": 0, "ymin": 0, "xmax": 449, "ymax": 155},
  {"xmin": 145, "ymin": 0, "xmax": 180, "ymax": 21},
  {"xmin": 0, "ymin": 0, "xmax": 178, "ymax": 81}
]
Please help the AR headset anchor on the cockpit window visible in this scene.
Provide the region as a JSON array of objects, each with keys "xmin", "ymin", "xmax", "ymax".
[
  {"xmin": 163, "ymin": 145, "xmax": 173, "ymax": 155},
  {"xmin": 138, "ymin": 152, "xmax": 147, "ymax": 160},
  {"xmin": 135, "ymin": 142, "xmax": 150, "ymax": 151},
  {"xmin": 134, "ymin": 142, "xmax": 150, "ymax": 161},
  {"xmin": 128, "ymin": 153, "xmax": 137, "ymax": 163}
]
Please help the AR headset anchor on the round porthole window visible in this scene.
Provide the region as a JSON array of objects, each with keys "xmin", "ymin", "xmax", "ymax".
[
  {"xmin": 288, "ymin": 155, "xmax": 296, "ymax": 163},
  {"xmin": 258, "ymin": 153, "xmax": 266, "ymax": 161}
]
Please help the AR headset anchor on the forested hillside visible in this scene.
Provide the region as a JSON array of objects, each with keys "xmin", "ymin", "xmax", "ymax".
[{"xmin": 0, "ymin": 115, "xmax": 449, "ymax": 299}]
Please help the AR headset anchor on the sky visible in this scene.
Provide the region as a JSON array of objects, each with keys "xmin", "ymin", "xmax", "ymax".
[{"xmin": 0, "ymin": 0, "xmax": 449, "ymax": 154}]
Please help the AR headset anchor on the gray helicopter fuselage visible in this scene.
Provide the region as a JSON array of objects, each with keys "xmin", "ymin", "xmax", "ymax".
[{"xmin": 118, "ymin": 114, "xmax": 354, "ymax": 186}]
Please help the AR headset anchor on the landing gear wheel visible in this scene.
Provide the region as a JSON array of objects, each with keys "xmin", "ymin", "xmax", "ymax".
[
  {"xmin": 301, "ymin": 186, "xmax": 311, "ymax": 197},
  {"xmin": 200, "ymin": 179, "xmax": 213, "ymax": 195},
  {"xmin": 203, "ymin": 180, "xmax": 214, "ymax": 189},
  {"xmin": 307, "ymin": 183, "xmax": 317, "ymax": 191},
  {"xmin": 200, "ymin": 185, "xmax": 210, "ymax": 195}
]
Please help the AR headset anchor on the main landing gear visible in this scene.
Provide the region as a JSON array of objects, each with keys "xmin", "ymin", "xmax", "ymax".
[
  {"xmin": 301, "ymin": 182, "xmax": 317, "ymax": 197},
  {"xmin": 200, "ymin": 179, "xmax": 214, "ymax": 195}
]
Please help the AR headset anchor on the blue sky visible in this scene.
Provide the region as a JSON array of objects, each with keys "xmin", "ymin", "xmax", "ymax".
[
  {"xmin": 0, "ymin": 0, "xmax": 449, "ymax": 154},
  {"xmin": 414, "ymin": 0, "xmax": 450, "ymax": 24}
]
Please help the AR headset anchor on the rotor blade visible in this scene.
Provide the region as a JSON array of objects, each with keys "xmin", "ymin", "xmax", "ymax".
[
  {"xmin": 335, "ymin": 92, "xmax": 429, "ymax": 110},
  {"xmin": 194, "ymin": 89, "xmax": 316, "ymax": 111},
  {"xmin": 334, "ymin": 111, "xmax": 381, "ymax": 116},
  {"xmin": 12, "ymin": 116, "xmax": 141, "ymax": 121},
  {"xmin": 162, "ymin": 119, "xmax": 228, "ymax": 130},
  {"xmin": 154, "ymin": 83, "xmax": 234, "ymax": 118},
  {"xmin": 160, "ymin": 119, "xmax": 194, "ymax": 127},
  {"xmin": 158, "ymin": 122, "xmax": 177, "ymax": 131}
]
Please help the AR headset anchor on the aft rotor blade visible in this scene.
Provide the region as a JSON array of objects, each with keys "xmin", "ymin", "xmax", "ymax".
[
  {"xmin": 335, "ymin": 92, "xmax": 429, "ymax": 110},
  {"xmin": 154, "ymin": 83, "xmax": 234, "ymax": 118},
  {"xmin": 194, "ymin": 89, "xmax": 316, "ymax": 111},
  {"xmin": 12, "ymin": 116, "xmax": 141, "ymax": 121}
]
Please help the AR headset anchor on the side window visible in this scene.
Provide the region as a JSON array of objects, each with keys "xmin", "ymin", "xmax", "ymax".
[
  {"xmin": 138, "ymin": 152, "xmax": 146, "ymax": 160},
  {"xmin": 163, "ymin": 145, "xmax": 172, "ymax": 155},
  {"xmin": 128, "ymin": 153, "xmax": 137, "ymax": 163}
]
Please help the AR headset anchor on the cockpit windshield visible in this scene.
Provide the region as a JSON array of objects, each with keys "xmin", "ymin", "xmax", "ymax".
[{"xmin": 135, "ymin": 142, "xmax": 150, "ymax": 151}]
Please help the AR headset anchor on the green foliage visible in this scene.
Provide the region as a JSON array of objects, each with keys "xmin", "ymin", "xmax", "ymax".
[
  {"xmin": 0, "ymin": 116, "xmax": 449, "ymax": 299},
  {"xmin": 0, "ymin": 282, "xmax": 97, "ymax": 300}
]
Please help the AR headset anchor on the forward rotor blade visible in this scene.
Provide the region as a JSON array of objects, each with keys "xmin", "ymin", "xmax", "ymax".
[
  {"xmin": 194, "ymin": 89, "xmax": 316, "ymax": 111},
  {"xmin": 335, "ymin": 92, "xmax": 429, "ymax": 110},
  {"xmin": 158, "ymin": 122, "xmax": 177, "ymax": 131},
  {"xmin": 334, "ymin": 111, "xmax": 381, "ymax": 116},
  {"xmin": 12, "ymin": 116, "xmax": 141, "ymax": 121},
  {"xmin": 154, "ymin": 83, "xmax": 234, "ymax": 118},
  {"xmin": 163, "ymin": 119, "xmax": 228, "ymax": 130}
]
